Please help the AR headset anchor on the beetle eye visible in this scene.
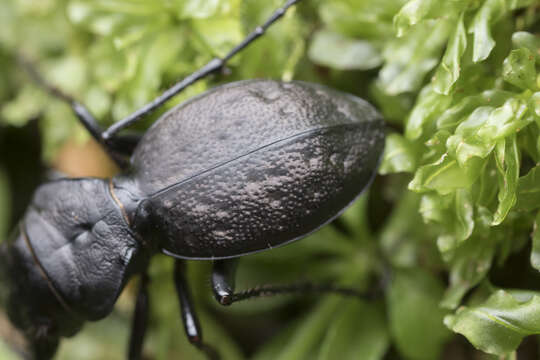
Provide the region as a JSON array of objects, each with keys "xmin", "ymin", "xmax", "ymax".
[{"xmin": 79, "ymin": 222, "xmax": 93, "ymax": 232}]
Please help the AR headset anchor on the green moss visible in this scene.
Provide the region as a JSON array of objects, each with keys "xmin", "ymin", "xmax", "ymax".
[{"xmin": 1, "ymin": 0, "xmax": 540, "ymax": 358}]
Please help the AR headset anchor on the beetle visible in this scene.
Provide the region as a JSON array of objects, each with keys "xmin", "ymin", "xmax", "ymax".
[{"xmin": 0, "ymin": 0, "xmax": 385, "ymax": 359}]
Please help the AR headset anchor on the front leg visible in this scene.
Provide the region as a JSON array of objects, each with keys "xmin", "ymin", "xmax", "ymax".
[
  {"xmin": 128, "ymin": 272, "xmax": 149, "ymax": 360},
  {"xmin": 173, "ymin": 260, "xmax": 220, "ymax": 360}
]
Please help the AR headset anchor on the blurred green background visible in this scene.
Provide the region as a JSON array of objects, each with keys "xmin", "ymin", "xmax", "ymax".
[{"xmin": 1, "ymin": 0, "xmax": 540, "ymax": 359}]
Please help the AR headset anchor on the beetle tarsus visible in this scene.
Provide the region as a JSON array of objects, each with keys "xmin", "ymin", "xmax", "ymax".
[
  {"xmin": 210, "ymin": 259, "xmax": 385, "ymax": 305},
  {"xmin": 230, "ymin": 282, "xmax": 380, "ymax": 303}
]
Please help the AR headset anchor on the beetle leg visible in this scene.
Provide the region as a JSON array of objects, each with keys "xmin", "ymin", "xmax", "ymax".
[
  {"xmin": 101, "ymin": 0, "xmax": 302, "ymax": 139},
  {"xmin": 106, "ymin": 133, "xmax": 143, "ymax": 159},
  {"xmin": 16, "ymin": 54, "xmax": 103, "ymax": 142},
  {"xmin": 211, "ymin": 259, "xmax": 239, "ymax": 306},
  {"xmin": 174, "ymin": 260, "xmax": 220, "ymax": 360},
  {"xmin": 30, "ymin": 334, "xmax": 58, "ymax": 360},
  {"xmin": 128, "ymin": 272, "xmax": 150, "ymax": 360},
  {"xmin": 228, "ymin": 282, "xmax": 378, "ymax": 303},
  {"xmin": 211, "ymin": 259, "xmax": 387, "ymax": 306},
  {"xmin": 16, "ymin": 54, "xmax": 140, "ymax": 168}
]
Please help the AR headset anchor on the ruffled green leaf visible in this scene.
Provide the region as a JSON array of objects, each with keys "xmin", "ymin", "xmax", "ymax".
[
  {"xmin": 455, "ymin": 189, "xmax": 475, "ymax": 241},
  {"xmin": 422, "ymin": 189, "xmax": 475, "ymax": 253},
  {"xmin": 530, "ymin": 211, "xmax": 540, "ymax": 271},
  {"xmin": 378, "ymin": 20, "xmax": 451, "ymax": 95},
  {"xmin": 67, "ymin": 0, "xmax": 170, "ymax": 40},
  {"xmin": 446, "ymin": 107, "xmax": 497, "ymax": 165},
  {"xmin": 516, "ymin": 165, "xmax": 540, "ymax": 211},
  {"xmin": 308, "ymin": 29, "xmax": 382, "ymax": 70},
  {"xmin": 319, "ymin": 0, "xmax": 403, "ymax": 40},
  {"xmin": 493, "ymin": 136, "xmax": 519, "ymax": 225},
  {"xmin": 502, "ymin": 48, "xmax": 538, "ymax": 90},
  {"xmin": 393, "ymin": 0, "xmax": 437, "ymax": 37},
  {"xmin": 441, "ymin": 226, "xmax": 497, "ymax": 309},
  {"xmin": 445, "ymin": 290, "xmax": 540, "ymax": 356},
  {"xmin": 471, "ymin": 160, "xmax": 499, "ymax": 209},
  {"xmin": 409, "ymin": 154, "xmax": 483, "ymax": 195},
  {"xmin": 531, "ymin": 92, "xmax": 540, "ymax": 121},
  {"xmin": 476, "ymin": 98, "xmax": 530, "ymax": 139},
  {"xmin": 436, "ymin": 90, "xmax": 514, "ymax": 130},
  {"xmin": 419, "ymin": 192, "xmax": 453, "ymax": 225},
  {"xmin": 380, "ymin": 133, "xmax": 418, "ymax": 174},
  {"xmin": 469, "ymin": 1, "xmax": 536, "ymax": 64},
  {"xmin": 469, "ymin": 0, "xmax": 506, "ymax": 63},
  {"xmin": 446, "ymin": 98, "xmax": 531, "ymax": 167},
  {"xmin": 393, "ymin": 0, "xmax": 468, "ymax": 37},
  {"xmin": 433, "ymin": 13, "xmax": 467, "ymax": 95},
  {"xmin": 178, "ymin": 0, "xmax": 222, "ymax": 19},
  {"xmin": 512, "ymin": 32, "xmax": 540, "ymax": 65},
  {"xmin": 519, "ymin": 121, "xmax": 540, "ymax": 162},
  {"xmin": 508, "ymin": 0, "xmax": 538, "ymax": 9},
  {"xmin": 406, "ymin": 85, "xmax": 451, "ymax": 139}
]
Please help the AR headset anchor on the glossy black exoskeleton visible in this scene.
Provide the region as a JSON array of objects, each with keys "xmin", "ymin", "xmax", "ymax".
[{"xmin": 0, "ymin": 1, "xmax": 385, "ymax": 359}]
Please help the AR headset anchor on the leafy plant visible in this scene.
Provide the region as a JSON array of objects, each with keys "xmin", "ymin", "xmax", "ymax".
[{"xmin": 0, "ymin": 0, "xmax": 540, "ymax": 359}]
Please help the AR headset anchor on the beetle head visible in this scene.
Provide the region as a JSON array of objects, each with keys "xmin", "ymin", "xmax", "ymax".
[{"xmin": 0, "ymin": 178, "xmax": 145, "ymax": 357}]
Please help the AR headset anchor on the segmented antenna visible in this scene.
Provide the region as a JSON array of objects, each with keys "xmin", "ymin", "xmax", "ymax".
[
  {"xmin": 16, "ymin": 54, "xmax": 108, "ymax": 154},
  {"xmin": 102, "ymin": 0, "xmax": 302, "ymax": 140},
  {"xmin": 16, "ymin": 0, "xmax": 302, "ymax": 164}
]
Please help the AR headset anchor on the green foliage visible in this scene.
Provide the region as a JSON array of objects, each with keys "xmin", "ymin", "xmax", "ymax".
[
  {"xmin": 308, "ymin": 29, "xmax": 382, "ymax": 70},
  {"xmin": 376, "ymin": 0, "xmax": 540, "ymax": 356},
  {"xmin": 445, "ymin": 289, "xmax": 540, "ymax": 356},
  {"xmin": 1, "ymin": 0, "xmax": 540, "ymax": 358},
  {"xmin": 387, "ymin": 269, "xmax": 451, "ymax": 360}
]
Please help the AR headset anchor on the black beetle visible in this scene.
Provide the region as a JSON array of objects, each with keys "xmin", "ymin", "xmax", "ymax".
[{"xmin": 0, "ymin": 1, "xmax": 385, "ymax": 359}]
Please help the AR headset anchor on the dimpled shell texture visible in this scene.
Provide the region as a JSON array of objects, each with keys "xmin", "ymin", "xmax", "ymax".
[
  {"xmin": 24, "ymin": 179, "xmax": 138, "ymax": 320},
  {"xmin": 132, "ymin": 80, "xmax": 384, "ymax": 259}
]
